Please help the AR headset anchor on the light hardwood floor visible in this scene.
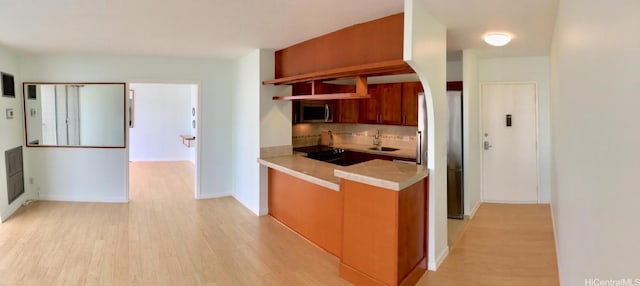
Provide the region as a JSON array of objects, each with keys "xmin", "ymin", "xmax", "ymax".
[
  {"xmin": 0, "ymin": 162, "xmax": 558, "ymax": 285},
  {"xmin": 447, "ymin": 218, "xmax": 469, "ymax": 247},
  {"xmin": 418, "ymin": 204, "xmax": 560, "ymax": 286}
]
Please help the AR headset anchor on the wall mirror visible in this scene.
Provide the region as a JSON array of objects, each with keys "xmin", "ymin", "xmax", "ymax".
[{"xmin": 23, "ymin": 82, "xmax": 126, "ymax": 148}]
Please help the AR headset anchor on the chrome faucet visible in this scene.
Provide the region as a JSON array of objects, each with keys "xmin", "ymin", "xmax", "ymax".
[{"xmin": 373, "ymin": 129, "xmax": 381, "ymax": 149}]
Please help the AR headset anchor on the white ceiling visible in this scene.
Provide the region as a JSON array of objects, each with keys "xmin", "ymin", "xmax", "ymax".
[
  {"xmin": 422, "ymin": 0, "xmax": 559, "ymax": 60},
  {"xmin": 0, "ymin": 0, "xmax": 557, "ymax": 60}
]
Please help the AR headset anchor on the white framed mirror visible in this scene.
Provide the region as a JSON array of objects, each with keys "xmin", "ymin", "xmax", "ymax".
[{"xmin": 23, "ymin": 82, "xmax": 126, "ymax": 148}]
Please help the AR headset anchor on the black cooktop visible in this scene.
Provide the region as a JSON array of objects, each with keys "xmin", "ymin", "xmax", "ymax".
[
  {"xmin": 293, "ymin": 145, "xmax": 336, "ymax": 154},
  {"xmin": 294, "ymin": 145, "xmax": 353, "ymax": 166},
  {"xmin": 294, "ymin": 145, "xmax": 345, "ymax": 159}
]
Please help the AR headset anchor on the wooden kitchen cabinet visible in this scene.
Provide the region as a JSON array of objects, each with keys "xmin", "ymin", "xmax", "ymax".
[
  {"xmin": 333, "ymin": 84, "xmax": 360, "ymax": 123},
  {"xmin": 379, "ymin": 83, "xmax": 403, "ymax": 125},
  {"xmin": 269, "ymin": 169, "xmax": 343, "ymax": 257},
  {"xmin": 360, "ymin": 83, "xmax": 402, "ymax": 125},
  {"xmin": 360, "ymin": 84, "xmax": 381, "ymax": 123},
  {"xmin": 401, "ymin": 81, "xmax": 423, "ymax": 126},
  {"xmin": 336, "ymin": 100, "xmax": 360, "ymax": 123},
  {"xmin": 340, "ymin": 176, "xmax": 428, "ymax": 286},
  {"xmin": 293, "ymin": 81, "xmax": 421, "ymax": 126}
]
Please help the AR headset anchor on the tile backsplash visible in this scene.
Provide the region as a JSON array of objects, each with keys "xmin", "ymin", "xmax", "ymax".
[{"xmin": 292, "ymin": 123, "xmax": 418, "ymax": 150}]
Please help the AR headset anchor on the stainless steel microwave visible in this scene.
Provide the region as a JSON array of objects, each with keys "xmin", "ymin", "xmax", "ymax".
[{"xmin": 299, "ymin": 101, "xmax": 334, "ymax": 123}]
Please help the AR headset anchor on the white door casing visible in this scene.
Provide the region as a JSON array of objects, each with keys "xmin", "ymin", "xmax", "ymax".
[{"xmin": 481, "ymin": 82, "xmax": 538, "ymax": 203}]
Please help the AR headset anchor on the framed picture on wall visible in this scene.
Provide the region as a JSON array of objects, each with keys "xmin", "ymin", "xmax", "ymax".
[{"xmin": 1, "ymin": 72, "xmax": 15, "ymax": 98}]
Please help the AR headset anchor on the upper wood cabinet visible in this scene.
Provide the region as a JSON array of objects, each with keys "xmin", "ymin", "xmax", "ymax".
[
  {"xmin": 274, "ymin": 14, "xmax": 405, "ymax": 79},
  {"xmin": 333, "ymin": 84, "xmax": 359, "ymax": 123},
  {"xmin": 360, "ymin": 83, "xmax": 402, "ymax": 125},
  {"xmin": 379, "ymin": 83, "xmax": 403, "ymax": 125},
  {"xmin": 360, "ymin": 84, "xmax": 381, "ymax": 124},
  {"xmin": 401, "ymin": 82, "xmax": 424, "ymax": 126},
  {"xmin": 294, "ymin": 81, "xmax": 424, "ymax": 126},
  {"xmin": 336, "ymin": 100, "xmax": 360, "ymax": 123}
]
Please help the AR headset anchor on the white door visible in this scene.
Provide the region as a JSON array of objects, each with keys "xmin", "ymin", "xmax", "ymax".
[{"xmin": 481, "ymin": 83, "xmax": 538, "ymax": 203}]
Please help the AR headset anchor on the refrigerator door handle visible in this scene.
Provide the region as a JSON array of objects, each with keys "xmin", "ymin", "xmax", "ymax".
[{"xmin": 416, "ymin": 130, "xmax": 422, "ymax": 165}]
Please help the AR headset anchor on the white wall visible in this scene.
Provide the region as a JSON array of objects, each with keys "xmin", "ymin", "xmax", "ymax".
[
  {"xmin": 462, "ymin": 50, "xmax": 481, "ymax": 217},
  {"xmin": 189, "ymin": 85, "xmax": 198, "ymax": 164},
  {"xmin": 232, "ymin": 49, "xmax": 292, "ymax": 216},
  {"xmin": 0, "ymin": 46, "xmax": 27, "ymax": 221},
  {"xmin": 447, "ymin": 60, "xmax": 463, "ymax": 82},
  {"xmin": 478, "ymin": 56, "xmax": 551, "ymax": 203},
  {"xmin": 259, "ymin": 49, "xmax": 292, "ymax": 215},
  {"xmin": 20, "ymin": 55, "xmax": 234, "ymax": 202},
  {"xmin": 129, "ymin": 83, "xmax": 193, "ymax": 161},
  {"xmin": 259, "ymin": 51, "xmax": 292, "ymax": 149},
  {"xmin": 550, "ymin": 0, "xmax": 640, "ymax": 284},
  {"xmin": 404, "ymin": 0, "xmax": 449, "ymax": 270},
  {"xmin": 231, "ymin": 50, "xmax": 261, "ymax": 215}
]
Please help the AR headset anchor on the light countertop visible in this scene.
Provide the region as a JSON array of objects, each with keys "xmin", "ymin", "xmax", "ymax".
[
  {"xmin": 258, "ymin": 147, "xmax": 427, "ymax": 192},
  {"xmin": 334, "ymin": 159, "xmax": 428, "ymax": 191},
  {"xmin": 258, "ymin": 155, "xmax": 344, "ymax": 191},
  {"xmin": 333, "ymin": 143, "xmax": 416, "ymax": 159}
]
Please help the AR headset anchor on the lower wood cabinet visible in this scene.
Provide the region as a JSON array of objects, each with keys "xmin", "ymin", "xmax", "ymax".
[
  {"xmin": 268, "ymin": 169, "xmax": 343, "ymax": 257},
  {"xmin": 339, "ymin": 177, "xmax": 428, "ymax": 286}
]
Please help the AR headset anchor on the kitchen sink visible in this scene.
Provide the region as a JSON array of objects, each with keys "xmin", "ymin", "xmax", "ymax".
[{"xmin": 368, "ymin": 147, "xmax": 399, "ymax": 152}]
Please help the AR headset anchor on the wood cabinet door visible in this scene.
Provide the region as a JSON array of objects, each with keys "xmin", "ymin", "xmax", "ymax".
[
  {"xmin": 336, "ymin": 100, "xmax": 360, "ymax": 123},
  {"xmin": 379, "ymin": 83, "xmax": 403, "ymax": 125},
  {"xmin": 332, "ymin": 84, "xmax": 359, "ymax": 123},
  {"xmin": 401, "ymin": 82, "xmax": 423, "ymax": 126},
  {"xmin": 360, "ymin": 84, "xmax": 381, "ymax": 124}
]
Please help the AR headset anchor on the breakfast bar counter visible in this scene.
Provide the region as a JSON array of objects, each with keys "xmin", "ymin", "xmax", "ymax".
[{"xmin": 258, "ymin": 154, "xmax": 429, "ymax": 286}]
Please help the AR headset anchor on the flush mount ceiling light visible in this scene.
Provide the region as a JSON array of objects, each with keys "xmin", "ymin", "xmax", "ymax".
[{"xmin": 484, "ymin": 33, "xmax": 512, "ymax": 46}]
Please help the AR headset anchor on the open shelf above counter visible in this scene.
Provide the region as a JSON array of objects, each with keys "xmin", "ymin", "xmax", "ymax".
[{"xmin": 263, "ymin": 60, "xmax": 414, "ymax": 86}]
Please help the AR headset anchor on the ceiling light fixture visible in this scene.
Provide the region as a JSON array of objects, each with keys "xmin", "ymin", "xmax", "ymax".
[{"xmin": 484, "ymin": 33, "xmax": 512, "ymax": 47}]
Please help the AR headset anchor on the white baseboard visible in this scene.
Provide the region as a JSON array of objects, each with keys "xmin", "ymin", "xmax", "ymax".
[
  {"xmin": 258, "ymin": 207, "xmax": 269, "ymax": 216},
  {"xmin": 469, "ymin": 201, "xmax": 481, "ymax": 219},
  {"xmin": 197, "ymin": 192, "xmax": 232, "ymax": 200},
  {"xmin": 37, "ymin": 193, "xmax": 128, "ymax": 203},
  {"xmin": 549, "ymin": 202, "xmax": 561, "ymax": 278},
  {"xmin": 129, "ymin": 158, "xmax": 192, "ymax": 162},
  {"xmin": 230, "ymin": 195, "xmax": 261, "ymax": 216},
  {"xmin": 428, "ymin": 246, "xmax": 450, "ymax": 271},
  {"xmin": 1, "ymin": 193, "xmax": 34, "ymax": 223}
]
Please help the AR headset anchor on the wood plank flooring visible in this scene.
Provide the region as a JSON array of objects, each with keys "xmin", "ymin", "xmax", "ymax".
[
  {"xmin": 0, "ymin": 162, "xmax": 558, "ymax": 285},
  {"xmin": 417, "ymin": 204, "xmax": 560, "ymax": 286}
]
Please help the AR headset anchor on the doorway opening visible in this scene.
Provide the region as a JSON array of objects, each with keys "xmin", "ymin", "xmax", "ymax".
[{"xmin": 127, "ymin": 82, "xmax": 200, "ymax": 200}]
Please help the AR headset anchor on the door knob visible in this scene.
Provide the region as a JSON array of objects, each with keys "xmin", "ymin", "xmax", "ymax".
[{"xmin": 484, "ymin": 141, "xmax": 492, "ymax": 150}]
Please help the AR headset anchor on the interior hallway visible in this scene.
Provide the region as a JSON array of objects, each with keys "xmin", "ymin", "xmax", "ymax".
[
  {"xmin": 0, "ymin": 162, "xmax": 558, "ymax": 285},
  {"xmin": 419, "ymin": 204, "xmax": 560, "ymax": 285}
]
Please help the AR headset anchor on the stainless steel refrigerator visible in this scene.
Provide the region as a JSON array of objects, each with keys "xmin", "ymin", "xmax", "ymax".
[{"xmin": 417, "ymin": 91, "xmax": 464, "ymax": 219}]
